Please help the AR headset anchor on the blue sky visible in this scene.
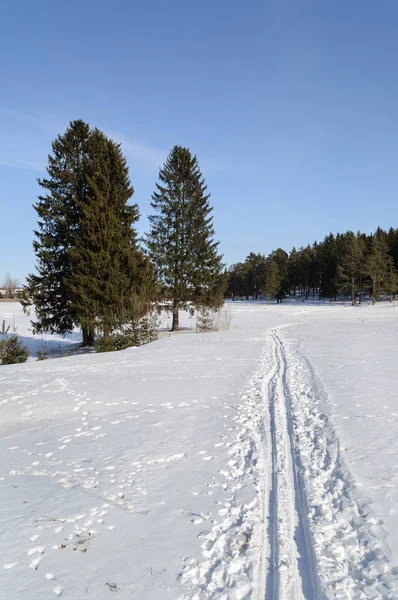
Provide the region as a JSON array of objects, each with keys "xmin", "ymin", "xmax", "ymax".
[{"xmin": 2, "ymin": 0, "xmax": 398, "ymax": 282}]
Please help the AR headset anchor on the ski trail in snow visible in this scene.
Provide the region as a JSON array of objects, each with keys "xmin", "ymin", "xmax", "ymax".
[
  {"xmin": 259, "ymin": 329, "xmax": 320, "ymax": 600},
  {"xmin": 178, "ymin": 326, "xmax": 398, "ymax": 600},
  {"xmin": 279, "ymin": 330, "xmax": 398, "ymax": 599}
]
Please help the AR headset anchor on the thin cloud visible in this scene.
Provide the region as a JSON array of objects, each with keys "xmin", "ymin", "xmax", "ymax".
[
  {"xmin": 0, "ymin": 107, "xmax": 63, "ymax": 135},
  {"xmin": 109, "ymin": 132, "xmax": 229, "ymax": 176},
  {"xmin": 0, "ymin": 158, "xmax": 44, "ymax": 171},
  {"xmin": 108, "ymin": 132, "xmax": 167, "ymax": 171}
]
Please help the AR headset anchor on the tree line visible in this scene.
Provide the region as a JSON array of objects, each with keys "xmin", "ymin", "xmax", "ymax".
[
  {"xmin": 227, "ymin": 228, "xmax": 398, "ymax": 305},
  {"xmin": 23, "ymin": 119, "xmax": 225, "ymax": 348}
]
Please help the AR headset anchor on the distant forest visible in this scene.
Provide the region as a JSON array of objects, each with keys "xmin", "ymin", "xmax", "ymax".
[{"xmin": 227, "ymin": 227, "xmax": 398, "ymax": 305}]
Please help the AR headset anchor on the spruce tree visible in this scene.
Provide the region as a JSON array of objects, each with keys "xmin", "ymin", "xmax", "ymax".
[
  {"xmin": 147, "ymin": 146, "xmax": 225, "ymax": 331},
  {"xmin": 24, "ymin": 120, "xmax": 92, "ymax": 339},
  {"xmin": 67, "ymin": 129, "xmax": 153, "ymax": 339},
  {"xmin": 25, "ymin": 121, "xmax": 150, "ymax": 344}
]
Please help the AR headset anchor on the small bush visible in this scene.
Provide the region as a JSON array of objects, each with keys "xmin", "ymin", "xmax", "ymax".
[
  {"xmin": 37, "ymin": 340, "xmax": 49, "ymax": 361},
  {"xmin": 196, "ymin": 306, "xmax": 231, "ymax": 333},
  {"xmin": 94, "ymin": 331, "xmax": 136, "ymax": 353},
  {"xmin": 196, "ymin": 307, "xmax": 214, "ymax": 332},
  {"xmin": 94, "ymin": 311, "xmax": 159, "ymax": 353},
  {"xmin": 0, "ymin": 332, "xmax": 29, "ymax": 365}
]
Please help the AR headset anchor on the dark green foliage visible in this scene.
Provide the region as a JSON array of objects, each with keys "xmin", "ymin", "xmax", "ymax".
[
  {"xmin": 337, "ymin": 232, "xmax": 366, "ymax": 304},
  {"xmin": 387, "ymin": 256, "xmax": 398, "ymax": 302},
  {"xmin": 23, "ymin": 120, "xmax": 92, "ymax": 336},
  {"xmin": 227, "ymin": 227, "xmax": 398, "ymax": 304},
  {"xmin": 365, "ymin": 229, "xmax": 390, "ymax": 304},
  {"xmin": 228, "ymin": 253, "xmax": 267, "ymax": 300},
  {"xmin": 67, "ymin": 129, "xmax": 148, "ymax": 338},
  {"xmin": 94, "ymin": 312, "xmax": 158, "ymax": 353},
  {"xmin": 24, "ymin": 120, "xmax": 154, "ymax": 345},
  {"xmin": 268, "ymin": 248, "xmax": 289, "ymax": 301},
  {"xmin": 147, "ymin": 146, "xmax": 225, "ymax": 330},
  {"xmin": 0, "ymin": 323, "xmax": 29, "ymax": 365},
  {"xmin": 196, "ymin": 307, "xmax": 214, "ymax": 332},
  {"xmin": 264, "ymin": 259, "xmax": 280, "ymax": 302}
]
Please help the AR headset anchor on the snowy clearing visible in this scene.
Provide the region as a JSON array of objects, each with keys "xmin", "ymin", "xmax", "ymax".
[{"xmin": 1, "ymin": 301, "xmax": 398, "ymax": 599}]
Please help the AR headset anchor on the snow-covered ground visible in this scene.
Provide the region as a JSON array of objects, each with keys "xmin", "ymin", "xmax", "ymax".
[
  {"xmin": 0, "ymin": 303, "xmax": 82, "ymax": 357},
  {"xmin": 1, "ymin": 301, "xmax": 398, "ymax": 599}
]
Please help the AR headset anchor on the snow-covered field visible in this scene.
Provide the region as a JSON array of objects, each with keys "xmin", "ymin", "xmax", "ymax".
[{"xmin": 1, "ymin": 301, "xmax": 398, "ymax": 599}]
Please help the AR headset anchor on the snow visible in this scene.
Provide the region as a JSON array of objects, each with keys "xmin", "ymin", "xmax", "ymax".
[
  {"xmin": 0, "ymin": 303, "xmax": 81, "ymax": 358},
  {"xmin": 1, "ymin": 301, "xmax": 398, "ymax": 599}
]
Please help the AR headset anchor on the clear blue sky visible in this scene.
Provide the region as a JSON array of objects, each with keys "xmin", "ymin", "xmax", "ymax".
[{"xmin": 1, "ymin": 0, "xmax": 398, "ymax": 282}]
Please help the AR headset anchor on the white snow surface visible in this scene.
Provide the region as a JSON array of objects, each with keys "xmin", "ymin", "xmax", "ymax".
[{"xmin": 1, "ymin": 301, "xmax": 398, "ymax": 599}]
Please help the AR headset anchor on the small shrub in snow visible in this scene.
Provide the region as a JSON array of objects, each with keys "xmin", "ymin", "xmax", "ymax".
[
  {"xmin": 36, "ymin": 340, "xmax": 49, "ymax": 361},
  {"xmin": 0, "ymin": 322, "xmax": 29, "ymax": 365},
  {"xmin": 196, "ymin": 306, "xmax": 231, "ymax": 333},
  {"xmin": 196, "ymin": 307, "xmax": 214, "ymax": 332},
  {"xmin": 94, "ymin": 311, "xmax": 159, "ymax": 353}
]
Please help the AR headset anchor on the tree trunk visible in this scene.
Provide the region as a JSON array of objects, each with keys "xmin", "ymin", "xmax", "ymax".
[
  {"xmin": 82, "ymin": 328, "xmax": 89, "ymax": 347},
  {"xmin": 172, "ymin": 302, "xmax": 179, "ymax": 331},
  {"xmin": 352, "ymin": 276, "xmax": 355, "ymax": 305},
  {"xmin": 82, "ymin": 327, "xmax": 95, "ymax": 347}
]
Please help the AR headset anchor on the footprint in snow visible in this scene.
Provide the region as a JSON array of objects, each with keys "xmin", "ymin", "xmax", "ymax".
[
  {"xmin": 54, "ymin": 585, "xmax": 64, "ymax": 596},
  {"xmin": 4, "ymin": 562, "xmax": 19, "ymax": 569},
  {"xmin": 30, "ymin": 556, "xmax": 43, "ymax": 570}
]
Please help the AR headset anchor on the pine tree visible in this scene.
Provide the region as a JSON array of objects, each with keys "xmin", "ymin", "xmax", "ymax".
[
  {"xmin": 147, "ymin": 146, "xmax": 225, "ymax": 331},
  {"xmin": 387, "ymin": 256, "xmax": 398, "ymax": 303},
  {"xmin": 24, "ymin": 121, "xmax": 151, "ymax": 344},
  {"xmin": 365, "ymin": 230, "xmax": 389, "ymax": 304},
  {"xmin": 264, "ymin": 259, "xmax": 280, "ymax": 302},
  {"xmin": 318, "ymin": 234, "xmax": 339, "ymax": 301},
  {"xmin": 338, "ymin": 232, "xmax": 365, "ymax": 305},
  {"xmin": 269, "ymin": 248, "xmax": 289, "ymax": 301}
]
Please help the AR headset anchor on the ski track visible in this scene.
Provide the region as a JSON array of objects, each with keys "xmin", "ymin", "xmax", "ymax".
[
  {"xmin": 262, "ymin": 329, "xmax": 320, "ymax": 600},
  {"xmin": 279, "ymin": 330, "xmax": 398, "ymax": 599},
  {"xmin": 179, "ymin": 328, "xmax": 398, "ymax": 599}
]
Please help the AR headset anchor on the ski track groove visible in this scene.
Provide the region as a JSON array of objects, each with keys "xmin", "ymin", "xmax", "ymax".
[
  {"xmin": 179, "ymin": 327, "xmax": 398, "ymax": 599},
  {"xmin": 280, "ymin": 330, "xmax": 398, "ymax": 599},
  {"xmin": 262, "ymin": 329, "xmax": 319, "ymax": 600}
]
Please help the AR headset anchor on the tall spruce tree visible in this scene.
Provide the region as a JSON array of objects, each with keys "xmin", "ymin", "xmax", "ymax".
[
  {"xmin": 24, "ymin": 120, "xmax": 91, "ymax": 339},
  {"xmin": 25, "ymin": 120, "xmax": 150, "ymax": 344},
  {"xmin": 68, "ymin": 130, "xmax": 153, "ymax": 338},
  {"xmin": 147, "ymin": 146, "xmax": 225, "ymax": 331}
]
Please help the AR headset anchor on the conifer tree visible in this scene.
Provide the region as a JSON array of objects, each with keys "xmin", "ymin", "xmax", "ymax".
[
  {"xmin": 269, "ymin": 248, "xmax": 289, "ymax": 301},
  {"xmin": 24, "ymin": 121, "xmax": 150, "ymax": 344},
  {"xmin": 147, "ymin": 146, "xmax": 225, "ymax": 331},
  {"xmin": 24, "ymin": 120, "xmax": 92, "ymax": 340},
  {"xmin": 364, "ymin": 230, "xmax": 389, "ymax": 304},
  {"xmin": 387, "ymin": 256, "xmax": 398, "ymax": 303},
  {"xmin": 264, "ymin": 259, "xmax": 281, "ymax": 302},
  {"xmin": 338, "ymin": 232, "xmax": 365, "ymax": 305},
  {"xmin": 68, "ymin": 130, "xmax": 153, "ymax": 338}
]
